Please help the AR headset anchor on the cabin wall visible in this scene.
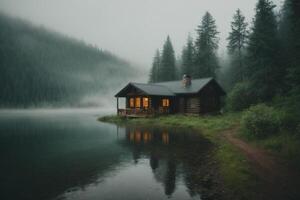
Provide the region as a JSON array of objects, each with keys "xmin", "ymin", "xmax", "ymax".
[
  {"xmin": 185, "ymin": 97, "xmax": 201, "ymax": 114},
  {"xmin": 199, "ymin": 83, "xmax": 222, "ymax": 113},
  {"xmin": 175, "ymin": 95, "xmax": 201, "ymax": 114},
  {"xmin": 119, "ymin": 79, "xmax": 224, "ymax": 115},
  {"xmin": 125, "ymin": 96, "xmax": 174, "ymax": 114}
]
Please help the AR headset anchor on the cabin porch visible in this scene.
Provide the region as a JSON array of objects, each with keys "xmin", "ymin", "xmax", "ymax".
[{"xmin": 116, "ymin": 96, "xmax": 172, "ymax": 117}]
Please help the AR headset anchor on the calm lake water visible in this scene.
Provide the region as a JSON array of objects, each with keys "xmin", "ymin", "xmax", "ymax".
[{"xmin": 0, "ymin": 109, "xmax": 215, "ymax": 200}]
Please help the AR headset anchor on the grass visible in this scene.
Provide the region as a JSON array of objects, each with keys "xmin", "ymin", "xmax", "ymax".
[
  {"xmin": 215, "ymin": 142, "xmax": 260, "ymax": 200},
  {"xmin": 99, "ymin": 113, "xmax": 239, "ymax": 134},
  {"xmin": 99, "ymin": 113, "xmax": 261, "ymax": 199},
  {"xmin": 240, "ymin": 131, "xmax": 300, "ymax": 168}
]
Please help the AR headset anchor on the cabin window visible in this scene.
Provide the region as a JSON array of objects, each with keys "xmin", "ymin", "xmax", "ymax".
[
  {"xmin": 162, "ymin": 99, "xmax": 170, "ymax": 107},
  {"xmin": 135, "ymin": 97, "xmax": 141, "ymax": 108},
  {"xmin": 143, "ymin": 97, "xmax": 149, "ymax": 108},
  {"xmin": 129, "ymin": 98, "xmax": 134, "ymax": 108}
]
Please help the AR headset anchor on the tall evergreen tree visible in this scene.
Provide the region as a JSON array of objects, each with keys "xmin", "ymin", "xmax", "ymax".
[
  {"xmin": 279, "ymin": 0, "xmax": 300, "ymax": 92},
  {"xmin": 246, "ymin": 0, "xmax": 282, "ymax": 100},
  {"xmin": 181, "ymin": 35, "xmax": 195, "ymax": 76},
  {"xmin": 160, "ymin": 36, "xmax": 176, "ymax": 81},
  {"xmin": 149, "ymin": 50, "xmax": 161, "ymax": 83},
  {"xmin": 194, "ymin": 12, "xmax": 219, "ymax": 78},
  {"xmin": 227, "ymin": 9, "xmax": 248, "ymax": 85}
]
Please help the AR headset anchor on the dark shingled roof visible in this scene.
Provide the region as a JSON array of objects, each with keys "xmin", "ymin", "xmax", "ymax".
[
  {"xmin": 130, "ymin": 83, "xmax": 175, "ymax": 96},
  {"xmin": 115, "ymin": 77, "xmax": 225, "ymax": 97},
  {"xmin": 154, "ymin": 77, "xmax": 213, "ymax": 94}
]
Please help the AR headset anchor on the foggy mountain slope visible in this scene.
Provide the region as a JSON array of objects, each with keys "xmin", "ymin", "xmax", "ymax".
[{"xmin": 0, "ymin": 13, "xmax": 141, "ymax": 108}]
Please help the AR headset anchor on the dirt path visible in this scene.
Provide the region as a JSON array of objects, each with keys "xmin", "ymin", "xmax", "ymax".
[{"xmin": 222, "ymin": 127, "xmax": 300, "ymax": 200}]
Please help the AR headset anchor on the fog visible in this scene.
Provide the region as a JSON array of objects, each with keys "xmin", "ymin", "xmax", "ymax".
[{"xmin": 0, "ymin": 0, "xmax": 283, "ymax": 68}]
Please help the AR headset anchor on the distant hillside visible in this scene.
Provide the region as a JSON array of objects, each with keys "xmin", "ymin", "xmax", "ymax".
[{"xmin": 0, "ymin": 13, "xmax": 141, "ymax": 108}]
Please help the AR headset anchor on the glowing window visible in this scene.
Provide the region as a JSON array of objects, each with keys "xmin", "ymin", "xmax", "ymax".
[
  {"xmin": 135, "ymin": 97, "xmax": 141, "ymax": 108},
  {"xmin": 162, "ymin": 99, "xmax": 170, "ymax": 107},
  {"xmin": 129, "ymin": 98, "xmax": 134, "ymax": 108},
  {"xmin": 143, "ymin": 97, "xmax": 149, "ymax": 108}
]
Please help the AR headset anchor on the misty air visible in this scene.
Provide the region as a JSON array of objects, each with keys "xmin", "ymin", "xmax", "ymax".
[{"xmin": 0, "ymin": 0, "xmax": 299, "ymax": 200}]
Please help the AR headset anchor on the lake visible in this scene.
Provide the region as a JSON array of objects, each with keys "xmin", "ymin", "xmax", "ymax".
[{"xmin": 0, "ymin": 109, "xmax": 218, "ymax": 200}]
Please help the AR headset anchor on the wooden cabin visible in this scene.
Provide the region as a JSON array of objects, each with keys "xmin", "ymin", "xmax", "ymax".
[{"xmin": 115, "ymin": 75, "xmax": 226, "ymax": 117}]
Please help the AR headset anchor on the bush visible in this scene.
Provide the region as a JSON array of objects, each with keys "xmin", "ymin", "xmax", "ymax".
[
  {"xmin": 226, "ymin": 82, "xmax": 258, "ymax": 112},
  {"xmin": 241, "ymin": 104, "xmax": 281, "ymax": 138},
  {"xmin": 272, "ymin": 94, "xmax": 300, "ymax": 134}
]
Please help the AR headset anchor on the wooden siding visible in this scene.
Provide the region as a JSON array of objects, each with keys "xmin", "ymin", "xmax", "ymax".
[
  {"xmin": 185, "ymin": 97, "xmax": 200, "ymax": 114},
  {"xmin": 199, "ymin": 82, "xmax": 221, "ymax": 113},
  {"xmin": 118, "ymin": 79, "xmax": 225, "ymax": 116}
]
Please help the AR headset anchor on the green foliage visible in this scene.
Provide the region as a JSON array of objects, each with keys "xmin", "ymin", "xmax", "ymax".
[
  {"xmin": 99, "ymin": 113, "xmax": 241, "ymax": 135},
  {"xmin": 272, "ymin": 93, "xmax": 300, "ymax": 133},
  {"xmin": 227, "ymin": 9, "xmax": 248, "ymax": 86},
  {"xmin": 241, "ymin": 104, "xmax": 281, "ymax": 138},
  {"xmin": 149, "ymin": 49, "xmax": 161, "ymax": 83},
  {"xmin": 180, "ymin": 35, "xmax": 195, "ymax": 76},
  {"xmin": 194, "ymin": 12, "xmax": 220, "ymax": 78},
  {"xmin": 279, "ymin": 0, "xmax": 300, "ymax": 92},
  {"xmin": 226, "ymin": 82, "xmax": 257, "ymax": 111},
  {"xmin": 160, "ymin": 36, "xmax": 176, "ymax": 81},
  {"xmin": 0, "ymin": 14, "xmax": 137, "ymax": 107},
  {"xmin": 246, "ymin": 0, "xmax": 283, "ymax": 101},
  {"xmin": 227, "ymin": 9, "xmax": 248, "ymax": 55}
]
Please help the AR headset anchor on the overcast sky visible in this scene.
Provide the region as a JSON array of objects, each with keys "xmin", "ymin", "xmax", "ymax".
[{"xmin": 0, "ymin": 0, "xmax": 283, "ymax": 68}]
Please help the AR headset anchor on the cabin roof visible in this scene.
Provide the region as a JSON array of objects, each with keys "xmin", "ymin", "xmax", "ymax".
[
  {"xmin": 131, "ymin": 82, "xmax": 175, "ymax": 96},
  {"xmin": 154, "ymin": 77, "xmax": 213, "ymax": 94},
  {"xmin": 115, "ymin": 77, "xmax": 225, "ymax": 97},
  {"xmin": 115, "ymin": 82, "xmax": 175, "ymax": 97}
]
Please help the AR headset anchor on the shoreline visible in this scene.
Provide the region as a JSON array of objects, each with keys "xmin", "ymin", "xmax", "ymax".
[
  {"xmin": 99, "ymin": 114, "xmax": 260, "ymax": 200},
  {"xmin": 99, "ymin": 113, "xmax": 300, "ymax": 200}
]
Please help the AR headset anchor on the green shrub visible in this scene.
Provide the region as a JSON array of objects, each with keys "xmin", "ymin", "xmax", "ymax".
[
  {"xmin": 241, "ymin": 104, "xmax": 281, "ymax": 138},
  {"xmin": 226, "ymin": 82, "xmax": 258, "ymax": 112},
  {"xmin": 272, "ymin": 94, "xmax": 300, "ymax": 134}
]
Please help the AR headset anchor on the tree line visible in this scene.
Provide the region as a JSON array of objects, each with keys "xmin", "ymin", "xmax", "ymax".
[
  {"xmin": 149, "ymin": 11, "xmax": 220, "ymax": 83},
  {"xmin": 0, "ymin": 13, "xmax": 138, "ymax": 107},
  {"xmin": 149, "ymin": 0, "xmax": 300, "ymax": 111}
]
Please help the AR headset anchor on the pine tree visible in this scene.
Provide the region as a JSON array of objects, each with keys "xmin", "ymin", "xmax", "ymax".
[
  {"xmin": 194, "ymin": 12, "xmax": 219, "ymax": 78},
  {"xmin": 246, "ymin": 0, "xmax": 282, "ymax": 101},
  {"xmin": 149, "ymin": 50, "xmax": 161, "ymax": 83},
  {"xmin": 181, "ymin": 35, "xmax": 195, "ymax": 76},
  {"xmin": 279, "ymin": 0, "xmax": 300, "ymax": 92},
  {"xmin": 227, "ymin": 9, "xmax": 248, "ymax": 85},
  {"xmin": 160, "ymin": 36, "xmax": 176, "ymax": 81}
]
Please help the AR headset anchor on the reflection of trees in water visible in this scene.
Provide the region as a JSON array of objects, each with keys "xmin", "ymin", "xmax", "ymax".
[
  {"xmin": 120, "ymin": 126, "xmax": 216, "ymax": 199},
  {"xmin": 164, "ymin": 160, "xmax": 176, "ymax": 196}
]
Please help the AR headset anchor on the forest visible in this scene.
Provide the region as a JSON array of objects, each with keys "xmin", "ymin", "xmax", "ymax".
[
  {"xmin": 149, "ymin": 0, "xmax": 300, "ymax": 135},
  {"xmin": 0, "ymin": 13, "xmax": 139, "ymax": 108}
]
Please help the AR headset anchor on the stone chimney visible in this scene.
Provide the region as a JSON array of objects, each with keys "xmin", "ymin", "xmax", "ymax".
[{"xmin": 182, "ymin": 74, "xmax": 192, "ymax": 87}]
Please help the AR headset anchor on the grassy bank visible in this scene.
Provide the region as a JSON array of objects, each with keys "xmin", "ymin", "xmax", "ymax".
[
  {"xmin": 99, "ymin": 113, "xmax": 239, "ymax": 135},
  {"xmin": 99, "ymin": 113, "xmax": 260, "ymax": 199},
  {"xmin": 240, "ymin": 131, "xmax": 300, "ymax": 168}
]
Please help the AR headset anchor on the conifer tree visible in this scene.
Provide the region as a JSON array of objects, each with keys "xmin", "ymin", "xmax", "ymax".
[
  {"xmin": 194, "ymin": 12, "xmax": 219, "ymax": 78},
  {"xmin": 279, "ymin": 0, "xmax": 300, "ymax": 92},
  {"xmin": 160, "ymin": 36, "xmax": 176, "ymax": 81},
  {"xmin": 149, "ymin": 50, "xmax": 161, "ymax": 83},
  {"xmin": 227, "ymin": 9, "xmax": 248, "ymax": 85},
  {"xmin": 246, "ymin": 0, "xmax": 282, "ymax": 100},
  {"xmin": 181, "ymin": 35, "xmax": 195, "ymax": 76}
]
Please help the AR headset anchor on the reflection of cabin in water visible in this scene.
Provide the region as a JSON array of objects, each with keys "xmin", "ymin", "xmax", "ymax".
[
  {"xmin": 126, "ymin": 128, "xmax": 169, "ymax": 144},
  {"xmin": 115, "ymin": 75, "xmax": 226, "ymax": 117},
  {"xmin": 120, "ymin": 126, "xmax": 213, "ymax": 198}
]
